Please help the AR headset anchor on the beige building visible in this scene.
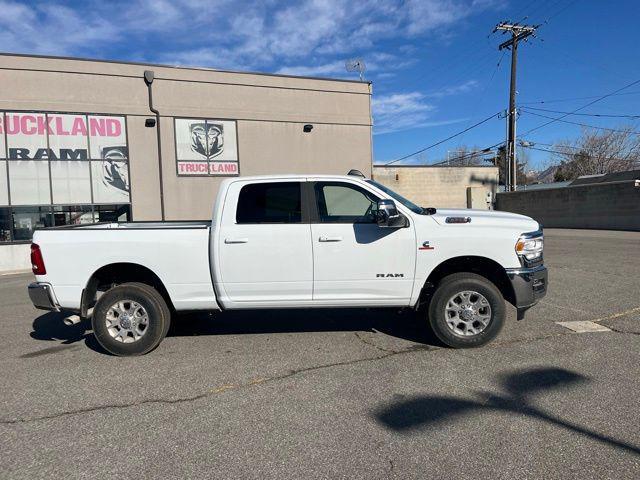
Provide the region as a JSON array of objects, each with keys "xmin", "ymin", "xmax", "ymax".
[
  {"xmin": 0, "ymin": 53, "xmax": 372, "ymax": 270},
  {"xmin": 373, "ymin": 165, "xmax": 499, "ymax": 210}
]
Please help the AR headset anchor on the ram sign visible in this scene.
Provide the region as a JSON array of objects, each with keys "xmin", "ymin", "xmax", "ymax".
[{"xmin": 174, "ymin": 118, "xmax": 239, "ymax": 176}]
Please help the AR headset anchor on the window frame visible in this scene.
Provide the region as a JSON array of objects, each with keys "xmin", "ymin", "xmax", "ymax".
[
  {"xmin": 235, "ymin": 181, "xmax": 310, "ymax": 225},
  {"xmin": 311, "ymin": 181, "xmax": 381, "ymax": 224},
  {"xmin": 173, "ymin": 117, "xmax": 240, "ymax": 178}
]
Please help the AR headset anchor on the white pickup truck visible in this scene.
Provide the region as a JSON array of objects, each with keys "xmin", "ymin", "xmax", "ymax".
[{"xmin": 28, "ymin": 172, "xmax": 547, "ymax": 356}]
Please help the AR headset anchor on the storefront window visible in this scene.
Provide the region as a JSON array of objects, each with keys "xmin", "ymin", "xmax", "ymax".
[
  {"xmin": 94, "ymin": 204, "xmax": 131, "ymax": 222},
  {"xmin": 11, "ymin": 206, "xmax": 53, "ymax": 241},
  {"xmin": 8, "ymin": 161, "xmax": 51, "ymax": 205},
  {"xmin": 91, "ymin": 160, "xmax": 130, "ymax": 203},
  {"xmin": 52, "ymin": 205, "xmax": 94, "ymax": 226},
  {"xmin": 0, "ymin": 161, "xmax": 8, "ymax": 206},
  {"xmin": 88, "ymin": 115, "xmax": 127, "ymax": 160},
  {"xmin": 5, "ymin": 113, "xmax": 47, "ymax": 158},
  {"xmin": 0, "ymin": 111, "xmax": 132, "ymax": 243},
  {"xmin": 47, "ymin": 114, "xmax": 89, "ymax": 156},
  {"xmin": 0, "ymin": 208, "xmax": 11, "ymax": 242},
  {"xmin": 51, "ymin": 161, "xmax": 91, "ymax": 204},
  {"xmin": 0, "ymin": 113, "xmax": 6, "ymax": 159}
]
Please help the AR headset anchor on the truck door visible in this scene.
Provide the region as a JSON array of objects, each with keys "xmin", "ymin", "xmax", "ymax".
[
  {"xmin": 310, "ymin": 181, "xmax": 416, "ymax": 305},
  {"xmin": 217, "ymin": 180, "xmax": 313, "ymax": 304}
]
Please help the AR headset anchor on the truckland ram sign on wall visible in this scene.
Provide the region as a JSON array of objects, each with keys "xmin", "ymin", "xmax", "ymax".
[
  {"xmin": 174, "ymin": 118, "xmax": 239, "ymax": 176},
  {"xmin": 0, "ymin": 112, "xmax": 130, "ymax": 204}
]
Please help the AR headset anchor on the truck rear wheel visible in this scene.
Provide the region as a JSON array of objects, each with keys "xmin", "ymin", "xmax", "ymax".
[
  {"xmin": 427, "ymin": 273, "xmax": 505, "ymax": 348},
  {"xmin": 92, "ymin": 282, "xmax": 170, "ymax": 356}
]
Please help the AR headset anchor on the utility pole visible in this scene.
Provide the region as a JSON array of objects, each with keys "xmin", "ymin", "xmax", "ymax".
[{"xmin": 494, "ymin": 22, "xmax": 538, "ymax": 191}]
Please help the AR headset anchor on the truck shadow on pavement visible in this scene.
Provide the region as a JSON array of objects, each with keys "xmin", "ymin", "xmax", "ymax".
[
  {"xmin": 28, "ymin": 311, "xmax": 103, "ymax": 354},
  {"xmin": 374, "ymin": 367, "xmax": 640, "ymax": 456},
  {"xmin": 168, "ymin": 307, "xmax": 443, "ymax": 345},
  {"xmin": 28, "ymin": 308, "xmax": 443, "ymax": 355}
]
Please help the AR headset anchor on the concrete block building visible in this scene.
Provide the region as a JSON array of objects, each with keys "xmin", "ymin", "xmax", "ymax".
[{"xmin": 373, "ymin": 165, "xmax": 499, "ymax": 210}]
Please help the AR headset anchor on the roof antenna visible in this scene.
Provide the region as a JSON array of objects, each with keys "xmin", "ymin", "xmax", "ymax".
[
  {"xmin": 345, "ymin": 58, "xmax": 366, "ymax": 82},
  {"xmin": 347, "ymin": 169, "xmax": 366, "ymax": 178}
]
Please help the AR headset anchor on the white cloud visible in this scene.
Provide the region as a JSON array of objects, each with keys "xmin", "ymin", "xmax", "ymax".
[
  {"xmin": 367, "ymin": 80, "xmax": 479, "ymax": 135},
  {"xmin": 276, "ymin": 62, "xmax": 350, "ymax": 78},
  {"xmin": 425, "ymin": 79, "xmax": 479, "ymax": 98},
  {"xmin": 0, "ymin": 0, "xmax": 499, "ymax": 72},
  {"xmin": 0, "ymin": 1, "xmax": 118, "ymax": 55},
  {"xmin": 372, "ymin": 92, "xmax": 434, "ymax": 134}
]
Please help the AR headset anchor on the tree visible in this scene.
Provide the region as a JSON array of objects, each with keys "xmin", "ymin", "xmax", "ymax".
[
  {"xmin": 495, "ymin": 145, "xmax": 528, "ymax": 186},
  {"xmin": 552, "ymin": 127, "xmax": 640, "ymax": 181},
  {"xmin": 445, "ymin": 145, "xmax": 486, "ymax": 166}
]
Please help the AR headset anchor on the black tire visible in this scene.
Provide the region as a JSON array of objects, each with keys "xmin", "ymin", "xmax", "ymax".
[
  {"xmin": 91, "ymin": 282, "xmax": 171, "ymax": 356},
  {"xmin": 427, "ymin": 273, "xmax": 505, "ymax": 348}
]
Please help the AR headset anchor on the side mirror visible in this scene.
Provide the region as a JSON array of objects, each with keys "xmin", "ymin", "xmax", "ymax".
[{"xmin": 376, "ymin": 199, "xmax": 407, "ymax": 228}]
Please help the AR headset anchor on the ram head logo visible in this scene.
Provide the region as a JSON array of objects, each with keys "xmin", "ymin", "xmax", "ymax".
[
  {"xmin": 190, "ymin": 122, "xmax": 224, "ymax": 159},
  {"xmin": 101, "ymin": 146, "xmax": 129, "ymax": 194}
]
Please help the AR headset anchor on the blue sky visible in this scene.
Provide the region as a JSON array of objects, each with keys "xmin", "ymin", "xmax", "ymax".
[{"xmin": 0, "ymin": 0, "xmax": 638, "ymax": 169}]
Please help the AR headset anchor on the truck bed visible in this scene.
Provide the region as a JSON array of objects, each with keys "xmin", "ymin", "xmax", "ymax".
[{"xmin": 33, "ymin": 222, "xmax": 218, "ymax": 312}]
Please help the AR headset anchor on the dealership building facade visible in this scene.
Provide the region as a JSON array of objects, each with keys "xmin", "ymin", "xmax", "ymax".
[{"xmin": 0, "ymin": 53, "xmax": 372, "ymax": 271}]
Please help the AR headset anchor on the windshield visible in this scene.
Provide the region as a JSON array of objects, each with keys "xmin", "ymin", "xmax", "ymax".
[{"xmin": 366, "ymin": 180, "xmax": 424, "ymax": 214}]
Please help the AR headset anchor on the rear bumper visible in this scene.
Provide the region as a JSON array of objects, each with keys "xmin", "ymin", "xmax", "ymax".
[
  {"xmin": 505, "ymin": 265, "xmax": 548, "ymax": 319},
  {"xmin": 28, "ymin": 282, "xmax": 60, "ymax": 312}
]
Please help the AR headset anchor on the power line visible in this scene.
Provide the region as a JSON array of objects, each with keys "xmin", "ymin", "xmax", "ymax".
[
  {"xmin": 517, "ymin": 0, "xmax": 556, "ymax": 21},
  {"xmin": 520, "ymin": 90, "xmax": 640, "ymax": 105},
  {"xmin": 522, "ymin": 144, "xmax": 640, "ymax": 167},
  {"xmin": 407, "ymin": 41, "xmax": 495, "ymax": 92},
  {"xmin": 381, "ymin": 140, "xmax": 505, "ymax": 168},
  {"xmin": 521, "ymin": 144, "xmax": 577, "ymax": 156},
  {"xmin": 521, "ymin": 78, "xmax": 640, "ymax": 136},
  {"xmin": 520, "ymin": 139, "xmax": 581, "ymax": 150},
  {"xmin": 383, "ymin": 112, "xmax": 501, "ymax": 165},
  {"xmin": 431, "ymin": 142, "xmax": 504, "ymax": 166},
  {"xmin": 523, "ymin": 106, "xmax": 640, "ymax": 119},
  {"xmin": 521, "ymin": 109, "xmax": 640, "ymax": 135},
  {"xmin": 543, "ymin": 0, "xmax": 580, "ymax": 23}
]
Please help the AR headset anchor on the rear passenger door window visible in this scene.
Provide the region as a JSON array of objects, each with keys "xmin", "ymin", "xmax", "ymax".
[{"xmin": 236, "ymin": 182, "xmax": 302, "ymax": 224}]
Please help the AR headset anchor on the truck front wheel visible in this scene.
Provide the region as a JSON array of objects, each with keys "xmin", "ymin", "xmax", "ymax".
[
  {"xmin": 92, "ymin": 282, "xmax": 171, "ymax": 356},
  {"xmin": 427, "ymin": 273, "xmax": 505, "ymax": 348}
]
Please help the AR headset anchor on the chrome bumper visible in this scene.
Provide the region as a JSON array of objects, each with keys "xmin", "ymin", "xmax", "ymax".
[
  {"xmin": 505, "ymin": 265, "xmax": 548, "ymax": 319},
  {"xmin": 28, "ymin": 282, "xmax": 60, "ymax": 312}
]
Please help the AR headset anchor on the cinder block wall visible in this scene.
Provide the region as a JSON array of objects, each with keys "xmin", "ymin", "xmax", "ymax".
[
  {"xmin": 372, "ymin": 166, "xmax": 499, "ymax": 208},
  {"xmin": 496, "ymin": 180, "xmax": 640, "ymax": 231}
]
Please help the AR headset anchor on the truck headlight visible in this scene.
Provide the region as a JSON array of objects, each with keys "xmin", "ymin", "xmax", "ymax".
[{"xmin": 515, "ymin": 231, "xmax": 543, "ymax": 263}]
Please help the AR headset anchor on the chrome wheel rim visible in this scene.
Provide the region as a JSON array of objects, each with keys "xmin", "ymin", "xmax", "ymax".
[
  {"xmin": 105, "ymin": 300, "xmax": 149, "ymax": 343},
  {"xmin": 444, "ymin": 290, "xmax": 492, "ymax": 337}
]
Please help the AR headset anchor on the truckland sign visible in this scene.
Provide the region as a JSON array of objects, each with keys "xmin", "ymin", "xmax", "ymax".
[
  {"xmin": 174, "ymin": 118, "xmax": 239, "ymax": 176},
  {"xmin": 0, "ymin": 112, "xmax": 130, "ymax": 203},
  {"xmin": 0, "ymin": 113, "xmax": 127, "ymax": 160}
]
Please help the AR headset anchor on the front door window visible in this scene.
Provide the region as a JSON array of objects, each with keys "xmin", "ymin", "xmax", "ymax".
[{"xmin": 314, "ymin": 182, "xmax": 378, "ymax": 223}]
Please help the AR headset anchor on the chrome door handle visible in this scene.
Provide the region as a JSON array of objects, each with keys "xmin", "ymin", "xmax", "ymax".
[
  {"xmin": 319, "ymin": 236, "xmax": 343, "ymax": 242},
  {"xmin": 225, "ymin": 238, "xmax": 249, "ymax": 244}
]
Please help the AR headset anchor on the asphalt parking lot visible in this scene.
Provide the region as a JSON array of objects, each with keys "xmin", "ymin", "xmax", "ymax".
[{"xmin": 1, "ymin": 228, "xmax": 639, "ymax": 479}]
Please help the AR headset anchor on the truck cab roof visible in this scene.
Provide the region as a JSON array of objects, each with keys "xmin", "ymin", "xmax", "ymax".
[{"xmin": 220, "ymin": 174, "xmax": 369, "ymax": 183}]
